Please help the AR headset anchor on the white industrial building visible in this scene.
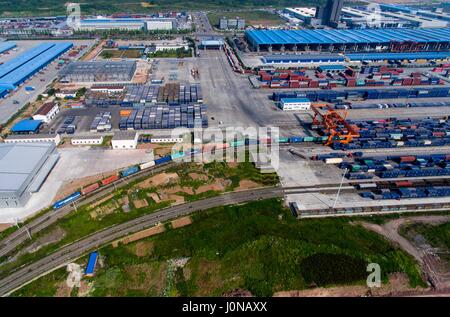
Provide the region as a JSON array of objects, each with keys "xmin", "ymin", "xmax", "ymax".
[
  {"xmin": 111, "ymin": 131, "xmax": 138, "ymax": 149},
  {"xmin": 4, "ymin": 134, "xmax": 61, "ymax": 145},
  {"xmin": 32, "ymin": 101, "xmax": 59, "ymax": 123},
  {"xmin": 283, "ymin": 7, "xmax": 322, "ymax": 27},
  {"xmin": 0, "ymin": 143, "xmax": 59, "ymax": 208},
  {"xmin": 146, "ymin": 19, "xmax": 176, "ymax": 31},
  {"xmin": 71, "ymin": 135, "xmax": 104, "ymax": 146},
  {"xmin": 279, "ymin": 98, "xmax": 311, "ymax": 111}
]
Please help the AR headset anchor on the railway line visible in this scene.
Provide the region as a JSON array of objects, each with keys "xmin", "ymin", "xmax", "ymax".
[{"xmin": 0, "ymin": 161, "xmax": 177, "ymax": 258}]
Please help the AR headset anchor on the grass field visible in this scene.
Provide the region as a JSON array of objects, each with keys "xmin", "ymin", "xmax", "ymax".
[
  {"xmin": 0, "ymin": 1, "xmax": 321, "ymax": 17},
  {"xmin": 13, "ymin": 198, "xmax": 425, "ymax": 297},
  {"xmin": 207, "ymin": 10, "xmax": 285, "ymax": 27},
  {"xmin": 100, "ymin": 49, "xmax": 143, "ymax": 59},
  {"xmin": 0, "ymin": 160, "xmax": 278, "ymax": 279},
  {"xmin": 400, "ymin": 222, "xmax": 450, "ymax": 265}
]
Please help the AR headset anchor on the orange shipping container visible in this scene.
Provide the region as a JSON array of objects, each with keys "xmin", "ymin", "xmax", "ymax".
[
  {"xmin": 81, "ymin": 183, "xmax": 100, "ymax": 195},
  {"xmin": 120, "ymin": 110, "xmax": 132, "ymax": 117},
  {"xmin": 101, "ymin": 174, "xmax": 119, "ymax": 186}
]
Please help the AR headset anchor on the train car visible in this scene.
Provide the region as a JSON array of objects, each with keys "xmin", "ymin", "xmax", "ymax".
[
  {"xmin": 278, "ymin": 137, "xmax": 289, "ymax": 143},
  {"xmin": 356, "ymin": 183, "xmax": 377, "ymax": 190},
  {"xmin": 289, "ymin": 136, "xmax": 303, "ymax": 143},
  {"xmin": 101, "ymin": 174, "xmax": 120, "ymax": 186},
  {"xmin": 53, "ymin": 191, "xmax": 82, "ymax": 209},
  {"xmin": 171, "ymin": 151, "xmax": 186, "ymax": 160},
  {"xmin": 215, "ymin": 142, "xmax": 230, "ymax": 149},
  {"xmin": 230, "ymin": 140, "xmax": 245, "ymax": 147},
  {"xmin": 154, "ymin": 155, "xmax": 172, "ymax": 165},
  {"xmin": 81, "ymin": 183, "xmax": 100, "ymax": 195},
  {"xmin": 139, "ymin": 160, "xmax": 156, "ymax": 170},
  {"xmin": 85, "ymin": 251, "xmax": 99, "ymax": 277},
  {"xmin": 120, "ymin": 165, "xmax": 140, "ymax": 178}
]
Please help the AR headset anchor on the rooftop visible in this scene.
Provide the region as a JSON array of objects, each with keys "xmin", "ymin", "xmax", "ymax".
[
  {"xmin": 34, "ymin": 101, "xmax": 57, "ymax": 116},
  {"xmin": 0, "ymin": 143, "xmax": 54, "ymax": 192},
  {"xmin": 112, "ymin": 131, "xmax": 137, "ymax": 140},
  {"xmin": 281, "ymin": 98, "xmax": 311, "ymax": 103},
  {"xmin": 11, "ymin": 119, "xmax": 42, "ymax": 133},
  {"xmin": 6, "ymin": 133, "xmax": 58, "ymax": 140}
]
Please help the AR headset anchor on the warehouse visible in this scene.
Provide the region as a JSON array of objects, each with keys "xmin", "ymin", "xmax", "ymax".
[
  {"xmin": 59, "ymin": 61, "xmax": 137, "ymax": 83},
  {"xmin": 345, "ymin": 51, "xmax": 450, "ymax": 61},
  {"xmin": 0, "ymin": 42, "xmax": 72, "ymax": 90},
  {"xmin": 11, "ymin": 119, "xmax": 43, "ymax": 134},
  {"xmin": 146, "ymin": 19, "xmax": 176, "ymax": 30},
  {"xmin": 0, "ymin": 143, "xmax": 59, "ymax": 208},
  {"xmin": 262, "ymin": 54, "xmax": 345, "ymax": 66},
  {"xmin": 245, "ymin": 28, "xmax": 450, "ymax": 52},
  {"xmin": 4, "ymin": 134, "xmax": 61, "ymax": 145},
  {"xmin": 32, "ymin": 101, "xmax": 59, "ymax": 123},
  {"xmin": 111, "ymin": 131, "xmax": 138, "ymax": 149},
  {"xmin": 0, "ymin": 42, "xmax": 16, "ymax": 54},
  {"xmin": 199, "ymin": 40, "xmax": 224, "ymax": 50},
  {"xmin": 74, "ymin": 18, "xmax": 145, "ymax": 31},
  {"xmin": 279, "ymin": 98, "xmax": 311, "ymax": 111}
]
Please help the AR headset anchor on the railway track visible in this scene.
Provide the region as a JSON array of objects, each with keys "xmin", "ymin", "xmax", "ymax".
[{"xmin": 0, "ymin": 161, "xmax": 177, "ymax": 259}]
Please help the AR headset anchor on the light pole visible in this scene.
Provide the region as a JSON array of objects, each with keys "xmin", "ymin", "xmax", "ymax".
[{"xmin": 333, "ymin": 167, "xmax": 348, "ymax": 209}]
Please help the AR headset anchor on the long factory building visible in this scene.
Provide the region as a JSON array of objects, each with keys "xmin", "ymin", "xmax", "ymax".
[
  {"xmin": 245, "ymin": 28, "xmax": 450, "ymax": 52},
  {"xmin": 0, "ymin": 42, "xmax": 72, "ymax": 91}
]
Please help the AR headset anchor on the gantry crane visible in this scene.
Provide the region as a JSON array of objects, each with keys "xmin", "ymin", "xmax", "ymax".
[{"xmin": 311, "ymin": 103, "xmax": 360, "ymax": 145}]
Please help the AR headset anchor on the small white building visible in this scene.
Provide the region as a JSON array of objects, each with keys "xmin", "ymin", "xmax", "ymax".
[
  {"xmin": 279, "ymin": 98, "xmax": 311, "ymax": 111},
  {"xmin": 90, "ymin": 84, "xmax": 125, "ymax": 93},
  {"xmin": 150, "ymin": 137, "xmax": 184, "ymax": 143},
  {"xmin": 55, "ymin": 89, "xmax": 77, "ymax": 99},
  {"xmin": 4, "ymin": 133, "xmax": 61, "ymax": 145},
  {"xmin": 111, "ymin": 131, "xmax": 138, "ymax": 149},
  {"xmin": 71, "ymin": 135, "xmax": 104, "ymax": 146},
  {"xmin": 32, "ymin": 102, "xmax": 59, "ymax": 123}
]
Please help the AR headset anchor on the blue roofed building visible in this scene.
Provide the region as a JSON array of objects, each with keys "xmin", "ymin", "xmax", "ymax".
[
  {"xmin": 0, "ymin": 42, "xmax": 16, "ymax": 54},
  {"xmin": 245, "ymin": 28, "xmax": 450, "ymax": 52},
  {"xmin": 345, "ymin": 51, "xmax": 450, "ymax": 61},
  {"xmin": 0, "ymin": 42, "xmax": 72, "ymax": 93},
  {"xmin": 262, "ymin": 54, "xmax": 345, "ymax": 66},
  {"xmin": 11, "ymin": 119, "xmax": 43, "ymax": 134},
  {"xmin": 279, "ymin": 98, "xmax": 311, "ymax": 111}
]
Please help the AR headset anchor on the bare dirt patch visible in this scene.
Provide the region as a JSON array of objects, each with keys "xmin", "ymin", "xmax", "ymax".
[
  {"xmin": 161, "ymin": 185, "xmax": 195, "ymax": 195},
  {"xmin": 133, "ymin": 199, "xmax": 149, "ymax": 209},
  {"xmin": 89, "ymin": 193, "xmax": 115, "ymax": 209},
  {"xmin": 193, "ymin": 259, "xmax": 224, "ymax": 296},
  {"xmin": 160, "ymin": 194, "xmax": 185, "ymax": 206},
  {"xmin": 154, "ymin": 146, "xmax": 173, "ymax": 157},
  {"xmin": 55, "ymin": 281, "xmax": 72, "ymax": 297},
  {"xmin": 0, "ymin": 223, "xmax": 12, "ymax": 233},
  {"xmin": 171, "ymin": 216, "xmax": 192, "ymax": 229},
  {"xmin": 77, "ymin": 280, "xmax": 92, "ymax": 297},
  {"xmin": 189, "ymin": 173, "xmax": 209, "ymax": 181},
  {"xmin": 90, "ymin": 200, "xmax": 119, "ymax": 220},
  {"xmin": 195, "ymin": 178, "xmax": 232, "ymax": 194},
  {"xmin": 236, "ymin": 180, "xmax": 260, "ymax": 191},
  {"xmin": 147, "ymin": 192, "xmax": 161, "ymax": 203},
  {"xmin": 112, "ymin": 224, "xmax": 165, "ymax": 247},
  {"xmin": 134, "ymin": 241, "xmax": 154, "ymax": 257},
  {"xmin": 138, "ymin": 172, "xmax": 179, "ymax": 189}
]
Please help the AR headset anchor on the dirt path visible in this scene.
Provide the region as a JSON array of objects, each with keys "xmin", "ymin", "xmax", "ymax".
[{"xmin": 358, "ymin": 215, "xmax": 450, "ymax": 290}]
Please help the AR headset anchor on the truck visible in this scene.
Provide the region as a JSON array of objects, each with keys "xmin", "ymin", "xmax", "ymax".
[{"xmin": 25, "ymin": 86, "xmax": 35, "ymax": 91}]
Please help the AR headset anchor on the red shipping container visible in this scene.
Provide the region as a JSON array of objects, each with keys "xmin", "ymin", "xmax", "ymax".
[
  {"xmin": 394, "ymin": 181, "xmax": 413, "ymax": 188},
  {"xmin": 101, "ymin": 174, "xmax": 120, "ymax": 186},
  {"xmin": 400, "ymin": 156, "xmax": 416, "ymax": 163},
  {"xmin": 309, "ymin": 81, "xmax": 319, "ymax": 88},
  {"xmin": 81, "ymin": 183, "xmax": 100, "ymax": 195}
]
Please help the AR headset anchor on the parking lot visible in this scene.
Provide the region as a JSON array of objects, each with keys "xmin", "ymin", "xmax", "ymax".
[{"xmin": 0, "ymin": 39, "xmax": 96, "ymax": 125}]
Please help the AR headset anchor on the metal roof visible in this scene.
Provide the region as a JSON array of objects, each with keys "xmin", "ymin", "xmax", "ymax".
[
  {"xmin": 11, "ymin": 119, "xmax": 42, "ymax": 133},
  {"xmin": 0, "ymin": 143, "xmax": 54, "ymax": 192},
  {"xmin": 0, "ymin": 42, "xmax": 72, "ymax": 89},
  {"xmin": 281, "ymin": 98, "xmax": 310, "ymax": 103},
  {"xmin": 200, "ymin": 40, "xmax": 224, "ymax": 46},
  {"xmin": 0, "ymin": 42, "xmax": 16, "ymax": 54},
  {"xmin": 245, "ymin": 28, "xmax": 450, "ymax": 46},
  {"xmin": 318, "ymin": 64, "xmax": 346, "ymax": 71},
  {"xmin": 346, "ymin": 51, "xmax": 450, "ymax": 61},
  {"xmin": 263, "ymin": 54, "xmax": 344, "ymax": 63}
]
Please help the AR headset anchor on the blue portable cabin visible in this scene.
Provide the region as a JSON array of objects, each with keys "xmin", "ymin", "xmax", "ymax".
[{"xmin": 85, "ymin": 251, "xmax": 99, "ymax": 277}]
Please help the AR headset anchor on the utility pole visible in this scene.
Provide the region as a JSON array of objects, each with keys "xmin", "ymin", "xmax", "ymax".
[{"xmin": 333, "ymin": 167, "xmax": 348, "ymax": 209}]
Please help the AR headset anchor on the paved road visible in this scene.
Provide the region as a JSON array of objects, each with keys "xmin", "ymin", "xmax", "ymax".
[{"xmin": 0, "ymin": 186, "xmax": 284, "ymax": 296}]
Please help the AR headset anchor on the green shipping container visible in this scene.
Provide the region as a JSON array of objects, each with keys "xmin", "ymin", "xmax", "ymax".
[
  {"xmin": 278, "ymin": 137, "xmax": 289, "ymax": 143},
  {"xmin": 303, "ymin": 137, "xmax": 315, "ymax": 142},
  {"xmin": 231, "ymin": 140, "xmax": 245, "ymax": 147}
]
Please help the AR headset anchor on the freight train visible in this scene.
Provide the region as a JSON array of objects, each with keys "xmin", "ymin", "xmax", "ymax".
[{"xmin": 52, "ymin": 136, "xmax": 323, "ymax": 210}]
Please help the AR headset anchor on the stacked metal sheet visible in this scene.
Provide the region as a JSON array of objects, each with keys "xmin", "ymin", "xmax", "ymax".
[{"xmin": 90, "ymin": 112, "xmax": 112, "ymax": 132}]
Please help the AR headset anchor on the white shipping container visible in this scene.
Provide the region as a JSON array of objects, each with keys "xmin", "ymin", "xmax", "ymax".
[
  {"xmin": 396, "ymin": 141, "xmax": 404, "ymax": 146},
  {"xmin": 140, "ymin": 161, "xmax": 156, "ymax": 170},
  {"xmin": 325, "ymin": 158, "xmax": 343, "ymax": 164},
  {"xmin": 424, "ymin": 140, "xmax": 432, "ymax": 145}
]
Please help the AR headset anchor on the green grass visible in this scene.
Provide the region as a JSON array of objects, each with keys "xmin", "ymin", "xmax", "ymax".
[
  {"xmin": 147, "ymin": 48, "xmax": 192, "ymax": 59},
  {"xmin": 13, "ymin": 198, "xmax": 426, "ymax": 297},
  {"xmin": 400, "ymin": 222, "xmax": 450, "ymax": 265},
  {"xmin": 0, "ymin": 160, "xmax": 277, "ymax": 279},
  {"xmin": 207, "ymin": 10, "xmax": 285, "ymax": 27},
  {"xmin": 0, "ymin": 1, "xmax": 324, "ymax": 17}
]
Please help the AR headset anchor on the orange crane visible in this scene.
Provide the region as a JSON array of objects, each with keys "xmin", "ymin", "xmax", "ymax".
[{"xmin": 311, "ymin": 103, "xmax": 360, "ymax": 145}]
